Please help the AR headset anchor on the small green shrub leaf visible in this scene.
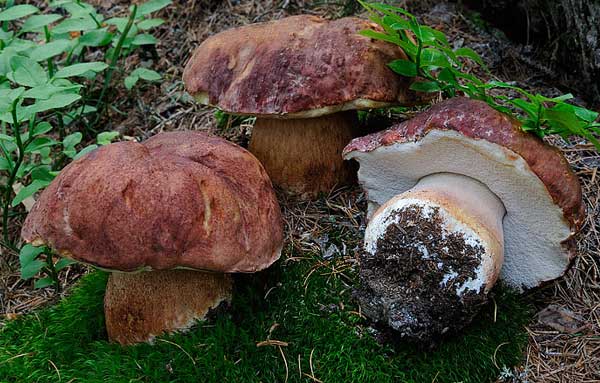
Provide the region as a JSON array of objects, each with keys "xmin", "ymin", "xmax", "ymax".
[
  {"xmin": 137, "ymin": 18, "xmax": 164, "ymax": 30},
  {"xmin": 52, "ymin": 16, "xmax": 98, "ymax": 33},
  {"xmin": 31, "ymin": 165, "xmax": 57, "ymax": 182},
  {"xmin": 34, "ymin": 277, "xmax": 55, "ymax": 289},
  {"xmin": 135, "ymin": 0, "xmax": 172, "ymax": 17},
  {"xmin": 133, "ymin": 68, "xmax": 161, "ymax": 81},
  {"xmin": 97, "ymin": 131, "xmax": 120, "ymax": 145},
  {"xmin": 12, "ymin": 179, "xmax": 51, "ymax": 207},
  {"xmin": 31, "ymin": 121, "xmax": 53, "ymax": 136},
  {"xmin": 55, "ymin": 258, "xmax": 76, "ymax": 271},
  {"xmin": 79, "ymin": 28, "xmax": 114, "ymax": 47},
  {"xmin": 455, "ymin": 47, "xmax": 485, "ymax": 66},
  {"xmin": 28, "ymin": 93, "xmax": 81, "ymax": 114},
  {"xmin": 0, "ymin": 5, "xmax": 39, "ymax": 21},
  {"xmin": 20, "ymin": 14, "xmax": 63, "ymax": 32},
  {"xmin": 124, "ymin": 74, "xmax": 138, "ymax": 90},
  {"xmin": 54, "ymin": 62, "xmax": 108, "ymax": 78},
  {"xmin": 62, "ymin": 132, "xmax": 83, "ymax": 158},
  {"xmin": 29, "ymin": 39, "xmax": 72, "ymax": 61},
  {"xmin": 10, "ymin": 56, "xmax": 48, "ymax": 87},
  {"xmin": 23, "ymin": 83, "xmax": 81, "ymax": 99},
  {"xmin": 410, "ymin": 81, "xmax": 442, "ymax": 92},
  {"xmin": 131, "ymin": 33, "xmax": 157, "ymax": 45},
  {"xmin": 25, "ymin": 137, "xmax": 58, "ymax": 153},
  {"xmin": 388, "ymin": 59, "xmax": 417, "ymax": 77},
  {"xmin": 73, "ymin": 144, "xmax": 98, "ymax": 159}
]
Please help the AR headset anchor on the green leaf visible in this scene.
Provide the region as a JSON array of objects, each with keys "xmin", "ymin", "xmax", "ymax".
[
  {"xmin": 20, "ymin": 14, "xmax": 63, "ymax": 32},
  {"xmin": 73, "ymin": 144, "xmax": 97, "ymax": 159},
  {"xmin": 10, "ymin": 56, "xmax": 48, "ymax": 87},
  {"xmin": 31, "ymin": 121, "xmax": 53, "ymax": 136},
  {"xmin": 25, "ymin": 137, "xmax": 59, "ymax": 153},
  {"xmin": 133, "ymin": 68, "xmax": 161, "ymax": 81},
  {"xmin": 54, "ymin": 62, "xmax": 108, "ymax": 78},
  {"xmin": 55, "ymin": 258, "xmax": 76, "ymax": 271},
  {"xmin": 410, "ymin": 81, "xmax": 442, "ymax": 92},
  {"xmin": 137, "ymin": 18, "xmax": 164, "ymax": 30},
  {"xmin": 131, "ymin": 33, "xmax": 157, "ymax": 45},
  {"xmin": 135, "ymin": 0, "xmax": 172, "ymax": 17},
  {"xmin": 52, "ymin": 16, "xmax": 97, "ymax": 34},
  {"xmin": 28, "ymin": 39, "xmax": 72, "ymax": 62},
  {"xmin": 19, "ymin": 244, "xmax": 44, "ymax": 265},
  {"xmin": 63, "ymin": 131, "xmax": 82, "ymax": 158},
  {"xmin": 420, "ymin": 48, "xmax": 450, "ymax": 68},
  {"xmin": 0, "ymin": 133, "xmax": 14, "ymax": 142},
  {"xmin": 79, "ymin": 28, "xmax": 114, "ymax": 47},
  {"xmin": 0, "ymin": 5, "xmax": 39, "ymax": 22},
  {"xmin": 387, "ymin": 59, "xmax": 417, "ymax": 77},
  {"xmin": 359, "ymin": 29, "xmax": 401, "ymax": 45},
  {"xmin": 27, "ymin": 93, "xmax": 81, "ymax": 114},
  {"xmin": 23, "ymin": 83, "xmax": 82, "ymax": 99},
  {"xmin": 105, "ymin": 17, "xmax": 129, "ymax": 32},
  {"xmin": 455, "ymin": 47, "xmax": 485, "ymax": 67},
  {"xmin": 34, "ymin": 277, "xmax": 55, "ymax": 289},
  {"xmin": 124, "ymin": 74, "xmax": 138, "ymax": 90},
  {"xmin": 12, "ymin": 179, "xmax": 51, "ymax": 207},
  {"xmin": 97, "ymin": 131, "xmax": 120, "ymax": 145},
  {"xmin": 31, "ymin": 165, "xmax": 57, "ymax": 182},
  {"xmin": 508, "ymin": 98, "xmax": 539, "ymax": 119}
]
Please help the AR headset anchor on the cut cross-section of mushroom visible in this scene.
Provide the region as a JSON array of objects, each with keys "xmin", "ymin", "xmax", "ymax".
[
  {"xmin": 344, "ymin": 97, "xmax": 584, "ymax": 341},
  {"xmin": 183, "ymin": 15, "xmax": 427, "ymax": 198},
  {"xmin": 22, "ymin": 131, "xmax": 284, "ymax": 345}
]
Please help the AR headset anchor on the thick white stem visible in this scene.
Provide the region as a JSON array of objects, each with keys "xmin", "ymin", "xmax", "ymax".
[{"xmin": 365, "ymin": 172, "xmax": 506, "ymax": 295}]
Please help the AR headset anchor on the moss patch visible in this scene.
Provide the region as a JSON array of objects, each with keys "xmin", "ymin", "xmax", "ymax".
[{"xmin": 0, "ymin": 253, "xmax": 531, "ymax": 383}]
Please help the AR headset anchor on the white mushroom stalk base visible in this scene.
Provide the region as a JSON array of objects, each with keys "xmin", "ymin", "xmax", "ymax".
[
  {"xmin": 248, "ymin": 111, "xmax": 358, "ymax": 199},
  {"xmin": 104, "ymin": 269, "xmax": 232, "ymax": 345},
  {"xmin": 358, "ymin": 173, "xmax": 506, "ymax": 342}
]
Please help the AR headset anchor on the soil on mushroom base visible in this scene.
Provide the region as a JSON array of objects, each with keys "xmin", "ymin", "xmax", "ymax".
[{"xmin": 356, "ymin": 205, "xmax": 489, "ymax": 345}]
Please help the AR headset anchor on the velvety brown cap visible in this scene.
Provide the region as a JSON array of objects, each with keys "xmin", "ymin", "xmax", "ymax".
[
  {"xmin": 343, "ymin": 97, "xmax": 584, "ymax": 230},
  {"xmin": 183, "ymin": 15, "xmax": 422, "ymax": 117},
  {"xmin": 22, "ymin": 131, "xmax": 284, "ymax": 273}
]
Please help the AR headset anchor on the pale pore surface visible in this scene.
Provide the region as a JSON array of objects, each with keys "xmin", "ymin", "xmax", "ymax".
[
  {"xmin": 346, "ymin": 129, "xmax": 573, "ymax": 290},
  {"xmin": 194, "ymin": 93, "xmax": 393, "ymax": 119}
]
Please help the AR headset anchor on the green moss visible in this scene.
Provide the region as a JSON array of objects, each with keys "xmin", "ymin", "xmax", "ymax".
[{"xmin": 0, "ymin": 253, "xmax": 531, "ymax": 383}]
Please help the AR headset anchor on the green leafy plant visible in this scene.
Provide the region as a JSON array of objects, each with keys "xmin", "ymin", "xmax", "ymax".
[
  {"xmin": 0, "ymin": 0, "xmax": 170, "ymax": 284},
  {"xmin": 359, "ymin": 1, "xmax": 600, "ymax": 150}
]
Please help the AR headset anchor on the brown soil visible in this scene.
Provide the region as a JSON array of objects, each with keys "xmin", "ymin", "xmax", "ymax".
[{"xmin": 356, "ymin": 204, "xmax": 488, "ymax": 345}]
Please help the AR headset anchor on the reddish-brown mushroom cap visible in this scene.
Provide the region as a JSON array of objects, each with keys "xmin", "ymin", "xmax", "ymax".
[
  {"xmin": 183, "ymin": 15, "xmax": 428, "ymax": 198},
  {"xmin": 22, "ymin": 131, "xmax": 284, "ymax": 344},
  {"xmin": 183, "ymin": 15, "xmax": 421, "ymax": 117},
  {"xmin": 344, "ymin": 97, "xmax": 584, "ymax": 290},
  {"xmin": 22, "ymin": 131, "xmax": 284, "ymax": 273}
]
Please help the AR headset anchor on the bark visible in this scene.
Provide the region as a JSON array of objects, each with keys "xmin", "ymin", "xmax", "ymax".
[{"xmin": 465, "ymin": 0, "xmax": 600, "ymax": 104}]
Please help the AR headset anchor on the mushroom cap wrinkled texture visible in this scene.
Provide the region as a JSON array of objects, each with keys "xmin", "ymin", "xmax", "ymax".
[
  {"xmin": 22, "ymin": 131, "xmax": 284, "ymax": 273},
  {"xmin": 183, "ymin": 15, "xmax": 422, "ymax": 118},
  {"xmin": 344, "ymin": 97, "xmax": 584, "ymax": 289}
]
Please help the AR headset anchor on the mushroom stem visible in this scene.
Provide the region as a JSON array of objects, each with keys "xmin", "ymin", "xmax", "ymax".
[
  {"xmin": 248, "ymin": 111, "xmax": 358, "ymax": 199},
  {"xmin": 104, "ymin": 269, "xmax": 232, "ymax": 345},
  {"xmin": 359, "ymin": 173, "xmax": 506, "ymax": 341}
]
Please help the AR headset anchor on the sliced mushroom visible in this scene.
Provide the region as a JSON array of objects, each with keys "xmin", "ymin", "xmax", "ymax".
[{"xmin": 344, "ymin": 97, "xmax": 584, "ymax": 341}]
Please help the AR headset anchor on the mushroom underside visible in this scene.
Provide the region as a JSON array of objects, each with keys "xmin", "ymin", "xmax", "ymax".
[
  {"xmin": 346, "ymin": 129, "xmax": 573, "ymax": 290},
  {"xmin": 104, "ymin": 269, "xmax": 232, "ymax": 345},
  {"xmin": 249, "ymin": 111, "xmax": 359, "ymax": 199}
]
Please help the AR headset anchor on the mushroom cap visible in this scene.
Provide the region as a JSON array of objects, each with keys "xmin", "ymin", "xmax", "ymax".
[
  {"xmin": 343, "ymin": 97, "xmax": 584, "ymax": 290},
  {"xmin": 183, "ymin": 15, "xmax": 422, "ymax": 118},
  {"xmin": 21, "ymin": 131, "xmax": 284, "ymax": 273}
]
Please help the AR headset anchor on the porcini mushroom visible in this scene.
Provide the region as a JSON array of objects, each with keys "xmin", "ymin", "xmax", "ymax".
[
  {"xmin": 21, "ymin": 131, "xmax": 284, "ymax": 344},
  {"xmin": 183, "ymin": 15, "xmax": 425, "ymax": 199},
  {"xmin": 343, "ymin": 97, "xmax": 584, "ymax": 341}
]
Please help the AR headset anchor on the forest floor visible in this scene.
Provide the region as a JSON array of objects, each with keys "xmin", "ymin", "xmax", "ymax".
[{"xmin": 0, "ymin": 1, "xmax": 598, "ymax": 382}]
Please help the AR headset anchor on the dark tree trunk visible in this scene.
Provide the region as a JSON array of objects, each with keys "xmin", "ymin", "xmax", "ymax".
[{"xmin": 465, "ymin": 0, "xmax": 600, "ymax": 105}]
